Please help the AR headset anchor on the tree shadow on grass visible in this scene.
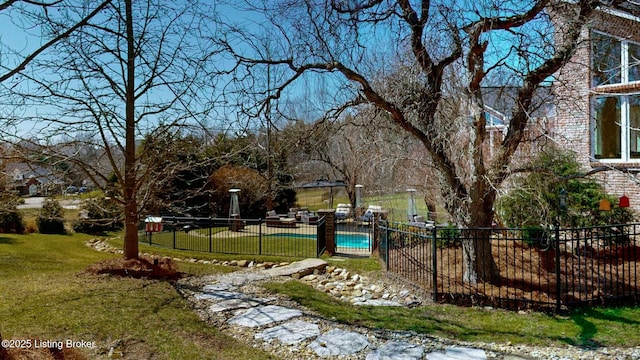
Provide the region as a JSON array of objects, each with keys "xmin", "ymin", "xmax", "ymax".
[
  {"xmin": 0, "ymin": 237, "xmax": 18, "ymax": 244},
  {"xmin": 568, "ymin": 307, "xmax": 640, "ymax": 348}
]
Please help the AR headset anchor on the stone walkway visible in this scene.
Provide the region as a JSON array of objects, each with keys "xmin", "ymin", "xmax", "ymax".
[
  {"xmin": 85, "ymin": 241, "xmax": 640, "ymax": 359},
  {"xmin": 174, "ymin": 258, "xmax": 640, "ymax": 360}
]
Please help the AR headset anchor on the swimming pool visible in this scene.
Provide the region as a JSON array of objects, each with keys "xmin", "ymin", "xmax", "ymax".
[
  {"xmin": 268, "ymin": 233, "xmax": 371, "ymax": 250},
  {"xmin": 335, "ymin": 233, "xmax": 371, "ymax": 249}
]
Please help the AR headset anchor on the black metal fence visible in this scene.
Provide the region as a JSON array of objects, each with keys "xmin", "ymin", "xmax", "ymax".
[
  {"xmin": 379, "ymin": 221, "xmax": 640, "ymax": 313},
  {"xmin": 335, "ymin": 220, "xmax": 374, "ymax": 255},
  {"xmin": 140, "ymin": 216, "xmax": 327, "ymax": 258}
]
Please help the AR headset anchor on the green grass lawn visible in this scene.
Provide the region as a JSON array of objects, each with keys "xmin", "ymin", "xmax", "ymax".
[
  {"xmin": 263, "ymin": 280, "xmax": 640, "ymax": 348},
  {"xmin": 0, "ymin": 233, "xmax": 278, "ymax": 360},
  {"xmin": 3, "ymin": 231, "xmax": 640, "ymax": 358},
  {"xmin": 139, "ymin": 229, "xmax": 319, "ymax": 258}
]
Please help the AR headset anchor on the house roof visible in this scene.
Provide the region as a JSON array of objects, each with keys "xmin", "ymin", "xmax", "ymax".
[
  {"xmin": 482, "ymin": 86, "xmax": 555, "ymax": 123},
  {"xmin": 2, "ymin": 162, "xmax": 64, "ymax": 185}
]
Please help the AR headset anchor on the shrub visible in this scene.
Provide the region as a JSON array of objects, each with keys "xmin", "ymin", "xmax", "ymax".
[
  {"xmin": 436, "ymin": 224, "xmax": 461, "ymax": 247},
  {"xmin": 0, "ymin": 197, "xmax": 25, "ymax": 234},
  {"xmin": 37, "ymin": 199, "xmax": 66, "ymax": 234},
  {"xmin": 496, "ymin": 149, "xmax": 636, "ymax": 228},
  {"xmin": 521, "ymin": 226, "xmax": 549, "ymax": 247},
  {"xmin": 73, "ymin": 196, "xmax": 122, "ymax": 234}
]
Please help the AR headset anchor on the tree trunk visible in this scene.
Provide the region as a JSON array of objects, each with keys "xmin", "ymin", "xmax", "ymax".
[
  {"xmin": 0, "ymin": 332, "xmax": 8, "ymax": 358},
  {"xmin": 462, "ymin": 229, "xmax": 497, "ymax": 284},
  {"xmin": 462, "ymin": 186, "xmax": 499, "ymax": 284},
  {"xmin": 123, "ymin": 0, "xmax": 138, "ymax": 260}
]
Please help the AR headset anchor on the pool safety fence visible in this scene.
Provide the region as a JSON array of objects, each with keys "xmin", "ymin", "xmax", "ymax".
[{"xmin": 140, "ymin": 216, "xmax": 327, "ymax": 258}]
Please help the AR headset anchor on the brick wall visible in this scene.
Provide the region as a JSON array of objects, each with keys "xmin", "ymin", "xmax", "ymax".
[{"xmin": 553, "ymin": 7, "xmax": 640, "ymax": 212}]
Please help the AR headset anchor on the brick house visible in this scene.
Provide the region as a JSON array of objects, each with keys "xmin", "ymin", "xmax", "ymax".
[{"xmin": 553, "ymin": 1, "xmax": 640, "ymax": 211}]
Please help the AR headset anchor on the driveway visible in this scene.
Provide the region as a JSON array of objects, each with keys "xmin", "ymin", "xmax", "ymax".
[{"xmin": 17, "ymin": 197, "xmax": 82, "ymax": 210}]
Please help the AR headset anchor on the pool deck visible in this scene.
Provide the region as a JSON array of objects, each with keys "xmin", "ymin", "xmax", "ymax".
[{"xmin": 211, "ymin": 223, "xmax": 318, "ymax": 238}]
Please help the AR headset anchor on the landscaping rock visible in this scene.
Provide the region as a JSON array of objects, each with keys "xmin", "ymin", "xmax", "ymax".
[
  {"xmin": 228, "ymin": 305, "xmax": 302, "ymax": 327},
  {"xmin": 307, "ymin": 328, "xmax": 369, "ymax": 357},
  {"xmin": 366, "ymin": 341, "xmax": 424, "ymax": 360},
  {"xmin": 254, "ymin": 320, "xmax": 320, "ymax": 345},
  {"xmin": 426, "ymin": 347, "xmax": 487, "ymax": 360},
  {"xmin": 263, "ymin": 258, "xmax": 327, "ymax": 278}
]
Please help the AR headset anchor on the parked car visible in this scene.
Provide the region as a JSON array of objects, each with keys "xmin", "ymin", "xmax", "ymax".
[{"xmin": 65, "ymin": 185, "xmax": 78, "ymax": 194}]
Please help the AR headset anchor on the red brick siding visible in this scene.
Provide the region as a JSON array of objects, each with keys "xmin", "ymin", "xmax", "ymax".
[{"xmin": 553, "ymin": 8, "xmax": 640, "ymax": 212}]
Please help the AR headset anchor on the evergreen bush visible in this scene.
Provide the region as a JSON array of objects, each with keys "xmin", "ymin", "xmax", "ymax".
[
  {"xmin": 37, "ymin": 199, "xmax": 66, "ymax": 234},
  {"xmin": 73, "ymin": 196, "xmax": 122, "ymax": 234},
  {"xmin": 496, "ymin": 149, "xmax": 635, "ymax": 229},
  {"xmin": 0, "ymin": 196, "xmax": 25, "ymax": 234}
]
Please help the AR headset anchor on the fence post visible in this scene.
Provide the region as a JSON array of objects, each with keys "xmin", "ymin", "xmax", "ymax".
[
  {"xmin": 317, "ymin": 209, "xmax": 336, "ymax": 256},
  {"xmin": 172, "ymin": 216, "xmax": 176, "ymax": 250},
  {"xmin": 259, "ymin": 218, "xmax": 263, "ymax": 255},
  {"xmin": 555, "ymin": 223, "xmax": 561, "ymax": 314},
  {"xmin": 432, "ymin": 226, "xmax": 438, "ymax": 303},
  {"xmin": 209, "ymin": 216, "xmax": 212, "ymax": 253},
  {"xmin": 385, "ymin": 223, "xmax": 389, "ymax": 271}
]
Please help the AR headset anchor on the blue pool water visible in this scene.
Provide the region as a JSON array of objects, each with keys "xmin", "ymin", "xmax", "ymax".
[
  {"xmin": 336, "ymin": 234, "xmax": 371, "ymax": 249},
  {"xmin": 269, "ymin": 233, "xmax": 371, "ymax": 249}
]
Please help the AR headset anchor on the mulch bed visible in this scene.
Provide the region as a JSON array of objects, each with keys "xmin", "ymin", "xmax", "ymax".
[
  {"xmin": 82, "ymin": 256, "xmax": 182, "ymax": 280},
  {"xmin": 0, "ymin": 345, "xmax": 87, "ymax": 360},
  {"xmin": 387, "ymin": 239, "xmax": 640, "ymax": 311}
]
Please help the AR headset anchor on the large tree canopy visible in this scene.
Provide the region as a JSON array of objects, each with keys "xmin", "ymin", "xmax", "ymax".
[
  {"xmin": 217, "ymin": 0, "xmax": 611, "ymax": 283},
  {"xmin": 1, "ymin": 0, "xmax": 221, "ymax": 259}
]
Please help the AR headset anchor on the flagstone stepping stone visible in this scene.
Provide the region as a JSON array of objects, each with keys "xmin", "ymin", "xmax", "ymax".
[
  {"xmin": 263, "ymin": 258, "xmax": 327, "ymax": 278},
  {"xmin": 254, "ymin": 320, "xmax": 320, "ymax": 345},
  {"xmin": 194, "ymin": 290, "xmax": 246, "ymax": 301},
  {"xmin": 308, "ymin": 328, "xmax": 369, "ymax": 357},
  {"xmin": 209, "ymin": 297, "xmax": 274, "ymax": 313},
  {"xmin": 202, "ymin": 283, "xmax": 235, "ymax": 292},
  {"xmin": 366, "ymin": 341, "xmax": 424, "ymax": 360},
  {"xmin": 213, "ymin": 272, "xmax": 269, "ymax": 286},
  {"xmin": 228, "ymin": 305, "xmax": 302, "ymax": 327},
  {"xmin": 426, "ymin": 346, "xmax": 487, "ymax": 360}
]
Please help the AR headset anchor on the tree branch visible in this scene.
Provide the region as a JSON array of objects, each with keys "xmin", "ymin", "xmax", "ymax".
[{"xmin": 0, "ymin": 0, "xmax": 112, "ymax": 83}]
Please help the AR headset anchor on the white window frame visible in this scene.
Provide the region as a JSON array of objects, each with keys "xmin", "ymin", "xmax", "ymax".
[
  {"xmin": 591, "ymin": 31, "xmax": 640, "ymax": 163},
  {"xmin": 592, "ymin": 31, "xmax": 640, "ymax": 89}
]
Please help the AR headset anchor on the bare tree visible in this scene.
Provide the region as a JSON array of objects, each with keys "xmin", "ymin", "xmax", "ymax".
[
  {"xmin": 0, "ymin": 0, "xmax": 112, "ymax": 84},
  {"xmin": 218, "ymin": 0, "xmax": 606, "ymax": 283},
  {"xmin": 2, "ymin": 0, "xmax": 220, "ymax": 259}
]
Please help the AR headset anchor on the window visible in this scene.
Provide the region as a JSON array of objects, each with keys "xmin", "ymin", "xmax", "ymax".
[
  {"xmin": 591, "ymin": 32, "xmax": 640, "ymax": 161},
  {"xmin": 592, "ymin": 32, "xmax": 640, "ymax": 87},
  {"xmin": 593, "ymin": 94, "xmax": 640, "ymax": 160}
]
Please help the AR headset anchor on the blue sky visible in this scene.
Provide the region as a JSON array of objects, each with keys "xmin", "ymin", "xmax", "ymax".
[{"xmin": 0, "ymin": 0, "xmax": 559, "ymax": 140}]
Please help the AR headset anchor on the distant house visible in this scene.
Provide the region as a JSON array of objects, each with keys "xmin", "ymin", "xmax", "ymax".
[
  {"xmin": 553, "ymin": 0, "xmax": 640, "ymax": 211},
  {"xmin": 480, "ymin": 86, "xmax": 556, "ymax": 159},
  {"xmin": 2, "ymin": 163, "xmax": 65, "ymax": 196}
]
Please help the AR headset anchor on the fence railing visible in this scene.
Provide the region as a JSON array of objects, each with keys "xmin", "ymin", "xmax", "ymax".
[
  {"xmin": 379, "ymin": 221, "xmax": 640, "ymax": 313},
  {"xmin": 335, "ymin": 221, "xmax": 374, "ymax": 254},
  {"xmin": 140, "ymin": 216, "xmax": 327, "ymax": 258}
]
